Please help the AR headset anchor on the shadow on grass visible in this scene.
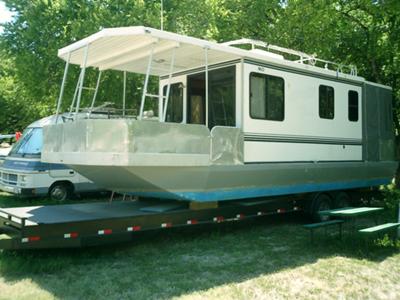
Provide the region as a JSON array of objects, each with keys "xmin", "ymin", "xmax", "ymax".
[{"xmin": 0, "ymin": 213, "xmax": 398, "ymax": 299}]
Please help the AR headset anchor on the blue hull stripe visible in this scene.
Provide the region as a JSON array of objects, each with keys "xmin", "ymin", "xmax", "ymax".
[
  {"xmin": 2, "ymin": 159, "xmax": 68, "ymax": 172},
  {"xmin": 129, "ymin": 178, "xmax": 391, "ymax": 202}
]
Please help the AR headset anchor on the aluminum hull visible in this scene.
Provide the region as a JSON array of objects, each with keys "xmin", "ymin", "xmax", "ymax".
[{"xmin": 69, "ymin": 161, "xmax": 396, "ymax": 202}]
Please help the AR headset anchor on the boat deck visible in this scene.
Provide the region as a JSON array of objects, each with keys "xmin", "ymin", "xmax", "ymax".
[{"xmin": 0, "ymin": 200, "xmax": 187, "ymax": 226}]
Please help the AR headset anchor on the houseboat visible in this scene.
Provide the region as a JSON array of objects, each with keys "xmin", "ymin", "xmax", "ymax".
[{"xmin": 41, "ymin": 26, "xmax": 397, "ymax": 205}]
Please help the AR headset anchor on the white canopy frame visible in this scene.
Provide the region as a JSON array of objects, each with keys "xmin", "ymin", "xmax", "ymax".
[
  {"xmin": 139, "ymin": 43, "xmax": 155, "ymax": 120},
  {"xmin": 55, "ymin": 39, "xmax": 199, "ymax": 123},
  {"xmin": 161, "ymin": 46, "xmax": 177, "ymax": 122},
  {"xmin": 204, "ymin": 46, "xmax": 209, "ymax": 127},
  {"xmin": 75, "ymin": 44, "xmax": 89, "ymax": 117},
  {"xmin": 68, "ymin": 71, "xmax": 83, "ymax": 115},
  {"xmin": 88, "ymin": 71, "xmax": 102, "ymax": 118},
  {"xmin": 55, "ymin": 52, "xmax": 71, "ymax": 123},
  {"xmin": 123, "ymin": 71, "xmax": 127, "ymax": 116}
]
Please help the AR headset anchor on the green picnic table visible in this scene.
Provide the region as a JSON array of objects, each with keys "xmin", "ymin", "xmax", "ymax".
[
  {"xmin": 305, "ymin": 207, "xmax": 399, "ymax": 243},
  {"xmin": 319, "ymin": 207, "xmax": 384, "ymax": 233}
]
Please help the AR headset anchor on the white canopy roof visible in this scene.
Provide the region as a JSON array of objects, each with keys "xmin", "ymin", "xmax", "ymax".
[
  {"xmin": 58, "ymin": 26, "xmax": 244, "ymax": 76},
  {"xmin": 58, "ymin": 26, "xmax": 364, "ymax": 81}
]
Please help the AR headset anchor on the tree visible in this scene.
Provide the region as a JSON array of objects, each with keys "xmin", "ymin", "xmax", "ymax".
[{"xmin": 0, "ymin": 45, "xmax": 50, "ymax": 133}]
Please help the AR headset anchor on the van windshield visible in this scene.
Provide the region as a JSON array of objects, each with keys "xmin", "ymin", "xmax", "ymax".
[{"xmin": 9, "ymin": 127, "xmax": 42, "ymax": 157}]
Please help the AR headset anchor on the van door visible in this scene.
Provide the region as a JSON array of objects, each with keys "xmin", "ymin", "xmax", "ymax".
[{"xmin": 48, "ymin": 163, "xmax": 75, "ymax": 178}]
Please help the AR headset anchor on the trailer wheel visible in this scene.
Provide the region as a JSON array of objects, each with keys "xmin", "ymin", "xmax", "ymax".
[
  {"xmin": 49, "ymin": 182, "xmax": 71, "ymax": 201},
  {"xmin": 311, "ymin": 194, "xmax": 332, "ymax": 222},
  {"xmin": 334, "ymin": 192, "xmax": 351, "ymax": 209}
]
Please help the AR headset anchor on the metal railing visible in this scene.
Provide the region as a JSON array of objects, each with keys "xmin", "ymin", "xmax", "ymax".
[{"xmin": 223, "ymin": 38, "xmax": 358, "ymax": 76}]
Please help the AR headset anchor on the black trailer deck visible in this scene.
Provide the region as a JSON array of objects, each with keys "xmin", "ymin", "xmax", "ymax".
[{"xmin": 0, "ymin": 198, "xmax": 300, "ymax": 250}]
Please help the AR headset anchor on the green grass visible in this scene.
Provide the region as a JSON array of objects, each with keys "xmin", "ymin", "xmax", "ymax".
[
  {"xmin": 0, "ymin": 191, "xmax": 104, "ymax": 208},
  {"xmin": 0, "ymin": 191, "xmax": 399, "ymax": 300}
]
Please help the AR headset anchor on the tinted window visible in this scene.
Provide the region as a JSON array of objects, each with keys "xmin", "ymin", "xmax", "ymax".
[
  {"xmin": 250, "ymin": 73, "xmax": 284, "ymax": 121},
  {"xmin": 319, "ymin": 85, "xmax": 334, "ymax": 119},
  {"xmin": 383, "ymin": 98, "xmax": 393, "ymax": 135},
  {"xmin": 348, "ymin": 90, "xmax": 359, "ymax": 122},
  {"xmin": 163, "ymin": 83, "xmax": 183, "ymax": 123},
  {"xmin": 9, "ymin": 128, "xmax": 42, "ymax": 157},
  {"xmin": 187, "ymin": 72, "xmax": 206, "ymax": 125},
  {"xmin": 208, "ymin": 66, "xmax": 236, "ymax": 128}
]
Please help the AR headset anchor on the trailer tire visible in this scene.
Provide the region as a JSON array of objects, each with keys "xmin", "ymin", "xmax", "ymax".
[
  {"xmin": 49, "ymin": 182, "xmax": 72, "ymax": 201},
  {"xmin": 333, "ymin": 192, "xmax": 351, "ymax": 209},
  {"xmin": 311, "ymin": 193, "xmax": 332, "ymax": 222}
]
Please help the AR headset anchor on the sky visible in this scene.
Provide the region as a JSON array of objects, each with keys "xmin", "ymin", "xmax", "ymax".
[{"xmin": 0, "ymin": 1, "xmax": 14, "ymax": 33}]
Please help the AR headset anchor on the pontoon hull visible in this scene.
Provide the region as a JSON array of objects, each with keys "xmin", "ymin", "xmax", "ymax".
[{"xmin": 68, "ymin": 161, "xmax": 396, "ymax": 202}]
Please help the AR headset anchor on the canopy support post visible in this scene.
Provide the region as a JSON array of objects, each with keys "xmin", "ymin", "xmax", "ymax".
[
  {"xmin": 69, "ymin": 71, "xmax": 83, "ymax": 116},
  {"xmin": 55, "ymin": 52, "xmax": 71, "ymax": 123},
  {"xmin": 162, "ymin": 47, "xmax": 177, "ymax": 122},
  {"xmin": 139, "ymin": 44, "xmax": 155, "ymax": 120},
  {"xmin": 158, "ymin": 79, "xmax": 163, "ymax": 122},
  {"xmin": 204, "ymin": 46, "xmax": 209, "ymax": 127},
  {"xmin": 75, "ymin": 44, "xmax": 89, "ymax": 118},
  {"xmin": 88, "ymin": 70, "xmax": 102, "ymax": 118},
  {"xmin": 123, "ymin": 71, "xmax": 127, "ymax": 116}
]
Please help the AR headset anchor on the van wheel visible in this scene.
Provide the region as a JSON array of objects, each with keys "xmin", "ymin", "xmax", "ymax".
[
  {"xmin": 334, "ymin": 192, "xmax": 351, "ymax": 209},
  {"xmin": 311, "ymin": 194, "xmax": 332, "ymax": 222},
  {"xmin": 49, "ymin": 183, "xmax": 70, "ymax": 201}
]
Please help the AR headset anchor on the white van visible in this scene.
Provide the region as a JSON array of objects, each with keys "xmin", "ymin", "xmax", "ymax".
[{"xmin": 0, "ymin": 115, "xmax": 100, "ymax": 200}]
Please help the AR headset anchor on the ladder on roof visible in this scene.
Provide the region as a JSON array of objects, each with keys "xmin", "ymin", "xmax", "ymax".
[
  {"xmin": 68, "ymin": 70, "xmax": 102, "ymax": 117},
  {"xmin": 139, "ymin": 44, "xmax": 179, "ymax": 121}
]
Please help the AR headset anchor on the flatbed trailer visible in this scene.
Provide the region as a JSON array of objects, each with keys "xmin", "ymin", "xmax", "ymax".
[{"xmin": 0, "ymin": 197, "xmax": 301, "ymax": 250}]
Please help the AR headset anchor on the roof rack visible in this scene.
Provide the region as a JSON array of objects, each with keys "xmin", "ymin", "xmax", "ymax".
[{"xmin": 222, "ymin": 38, "xmax": 357, "ymax": 76}]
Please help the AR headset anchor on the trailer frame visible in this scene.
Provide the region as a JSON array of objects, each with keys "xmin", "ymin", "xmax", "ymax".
[{"xmin": 0, "ymin": 196, "xmax": 302, "ymax": 250}]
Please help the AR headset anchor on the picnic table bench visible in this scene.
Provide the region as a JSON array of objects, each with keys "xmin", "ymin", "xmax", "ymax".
[
  {"xmin": 303, "ymin": 219, "xmax": 344, "ymax": 243},
  {"xmin": 304, "ymin": 206, "xmax": 396, "ymax": 243},
  {"xmin": 359, "ymin": 222, "xmax": 400, "ymax": 234}
]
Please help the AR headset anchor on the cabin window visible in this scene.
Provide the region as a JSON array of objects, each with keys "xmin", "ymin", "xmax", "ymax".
[
  {"xmin": 208, "ymin": 66, "xmax": 236, "ymax": 128},
  {"xmin": 348, "ymin": 90, "xmax": 359, "ymax": 122},
  {"xmin": 187, "ymin": 66, "xmax": 236, "ymax": 128},
  {"xmin": 163, "ymin": 83, "xmax": 183, "ymax": 123},
  {"xmin": 187, "ymin": 73, "xmax": 206, "ymax": 125},
  {"xmin": 249, "ymin": 73, "xmax": 284, "ymax": 121},
  {"xmin": 319, "ymin": 85, "xmax": 334, "ymax": 119}
]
